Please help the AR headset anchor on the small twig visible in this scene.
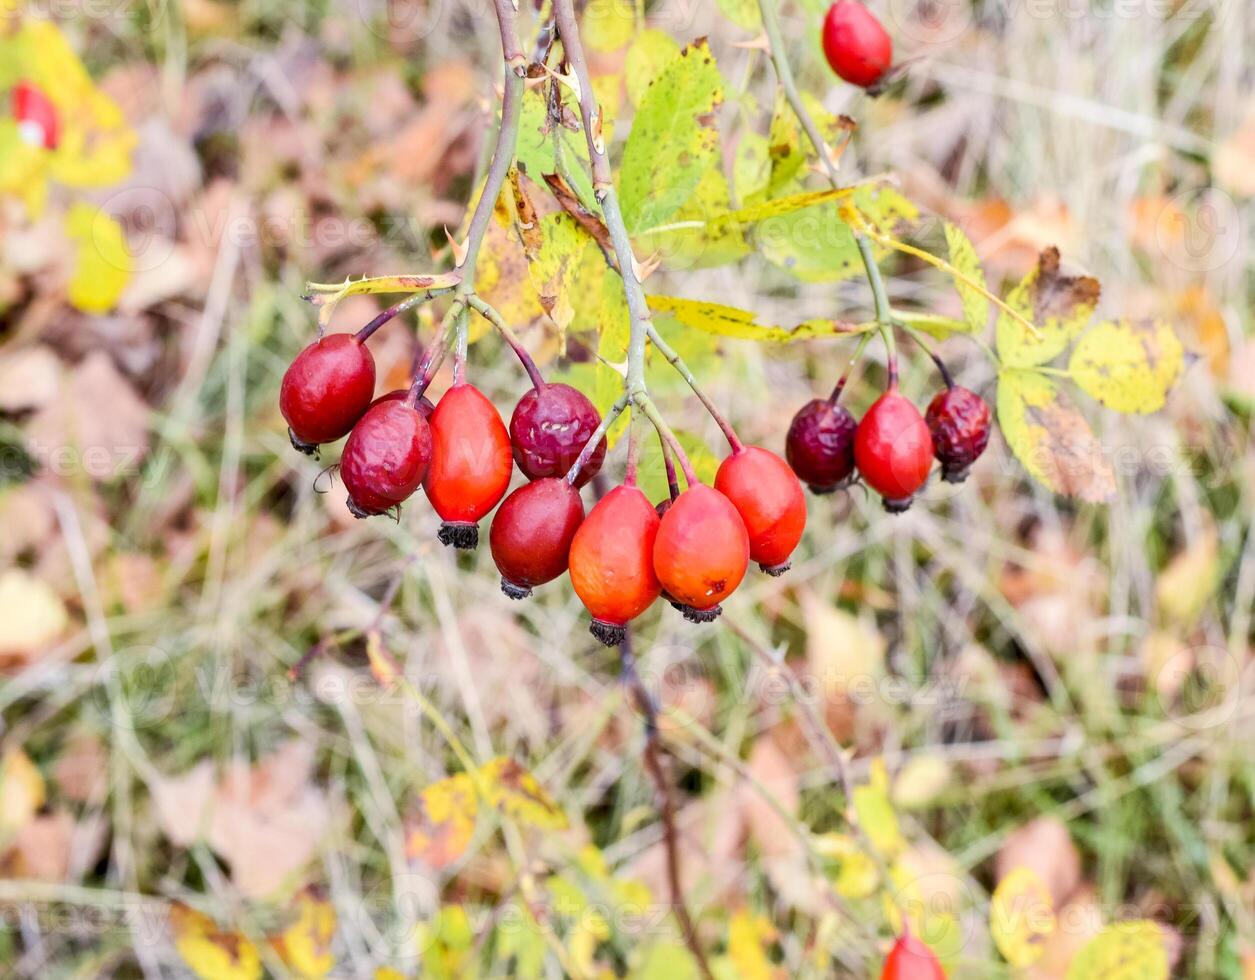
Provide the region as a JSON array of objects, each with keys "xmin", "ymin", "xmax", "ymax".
[
  {"xmin": 645, "ymin": 323, "xmax": 742, "ymax": 452},
  {"xmin": 896, "ymin": 317, "xmax": 955, "ymax": 389},
  {"xmin": 354, "ymin": 290, "xmax": 439, "ymax": 343},
  {"xmin": 633, "ymin": 393, "xmax": 697, "ymax": 487},
  {"xmin": 828, "ymin": 331, "xmax": 874, "ymax": 403},
  {"xmin": 565, "ymin": 395, "xmax": 628, "ymax": 485}
]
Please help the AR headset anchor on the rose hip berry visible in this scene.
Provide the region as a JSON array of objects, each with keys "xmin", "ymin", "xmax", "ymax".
[
  {"xmin": 568, "ymin": 484, "xmax": 661, "ymax": 646},
  {"xmin": 880, "ymin": 931, "xmax": 946, "ymax": 980},
  {"xmin": 424, "ymin": 383, "xmax": 513, "ymax": 549},
  {"xmin": 715, "ymin": 447, "xmax": 806, "ymax": 576},
  {"xmin": 854, "ymin": 386, "xmax": 934, "ymax": 513},
  {"xmin": 925, "ymin": 386, "xmax": 991, "ymax": 484},
  {"xmin": 490, "ymin": 478, "xmax": 585, "ymax": 599},
  {"xmin": 822, "ymin": 0, "xmax": 893, "ymax": 89},
  {"xmin": 339, "ymin": 398, "xmax": 433, "ymax": 518},
  {"xmin": 12, "ymin": 81, "xmax": 59, "ymax": 150},
  {"xmin": 653, "ymin": 484, "xmax": 749, "ymax": 621},
  {"xmin": 786, "ymin": 399, "xmax": 858, "ymax": 494},
  {"xmin": 280, "ymin": 333, "xmax": 376, "ymax": 455},
  {"xmin": 510, "ymin": 382, "xmax": 606, "ymax": 487}
]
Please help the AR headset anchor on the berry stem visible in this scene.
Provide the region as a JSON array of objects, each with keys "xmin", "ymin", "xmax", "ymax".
[
  {"xmin": 354, "ymin": 290, "xmax": 435, "ymax": 344},
  {"xmin": 659, "ymin": 429, "xmax": 681, "ymax": 502},
  {"xmin": 828, "ymin": 331, "xmax": 874, "ymax": 403},
  {"xmin": 565, "ymin": 395, "xmax": 628, "ymax": 485},
  {"xmin": 633, "ymin": 393, "xmax": 697, "ymax": 487},
  {"xmin": 624, "ymin": 407, "xmax": 642, "ymax": 486},
  {"xmin": 645, "ymin": 322, "xmax": 743, "ymax": 452},
  {"xmin": 452, "ymin": 304, "xmax": 470, "ymax": 387},
  {"xmin": 468, "ymin": 294, "xmax": 545, "ymax": 390},
  {"xmin": 409, "ymin": 298, "xmax": 463, "ymax": 403},
  {"xmin": 896, "ymin": 317, "xmax": 955, "ymax": 388}
]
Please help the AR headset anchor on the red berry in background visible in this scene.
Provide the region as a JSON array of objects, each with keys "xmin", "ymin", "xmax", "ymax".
[
  {"xmin": 715, "ymin": 447, "xmax": 806, "ymax": 576},
  {"xmin": 880, "ymin": 931, "xmax": 946, "ymax": 980},
  {"xmin": 822, "ymin": 1, "xmax": 893, "ymax": 89},
  {"xmin": 653, "ymin": 484, "xmax": 749, "ymax": 621},
  {"xmin": 339, "ymin": 398, "xmax": 432, "ymax": 518},
  {"xmin": 854, "ymin": 386, "xmax": 934, "ymax": 513},
  {"xmin": 424, "ymin": 383, "xmax": 513, "ymax": 549},
  {"xmin": 280, "ymin": 333, "xmax": 376, "ymax": 455},
  {"xmin": 510, "ymin": 382, "xmax": 606, "ymax": 487},
  {"xmin": 490, "ymin": 478, "xmax": 585, "ymax": 599},
  {"xmin": 12, "ymin": 81, "xmax": 59, "ymax": 150},
  {"xmin": 925, "ymin": 386, "xmax": 991, "ymax": 484},
  {"xmin": 370, "ymin": 388, "xmax": 435, "ymax": 416},
  {"xmin": 786, "ymin": 399, "xmax": 858, "ymax": 494},
  {"xmin": 568, "ymin": 484, "xmax": 661, "ymax": 646}
]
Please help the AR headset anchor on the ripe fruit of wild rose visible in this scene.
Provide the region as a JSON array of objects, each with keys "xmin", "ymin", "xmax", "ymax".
[
  {"xmin": 424, "ymin": 383, "xmax": 513, "ymax": 549},
  {"xmin": 854, "ymin": 386, "xmax": 934, "ymax": 513},
  {"xmin": 510, "ymin": 382, "xmax": 605, "ymax": 486},
  {"xmin": 12, "ymin": 81, "xmax": 59, "ymax": 149},
  {"xmin": 715, "ymin": 447, "xmax": 806, "ymax": 576},
  {"xmin": 653, "ymin": 484, "xmax": 749, "ymax": 621},
  {"xmin": 280, "ymin": 333, "xmax": 376, "ymax": 454},
  {"xmin": 925, "ymin": 386, "xmax": 991, "ymax": 483},
  {"xmin": 880, "ymin": 931, "xmax": 946, "ymax": 980},
  {"xmin": 339, "ymin": 398, "xmax": 432, "ymax": 518},
  {"xmin": 490, "ymin": 478, "xmax": 585, "ymax": 599},
  {"xmin": 568, "ymin": 484, "xmax": 661, "ymax": 646},
  {"xmin": 822, "ymin": 0, "xmax": 893, "ymax": 89},
  {"xmin": 786, "ymin": 399, "xmax": 858, "ymax": 494}
]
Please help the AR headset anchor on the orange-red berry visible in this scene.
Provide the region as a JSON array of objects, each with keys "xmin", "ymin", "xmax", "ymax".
[
  {"xmin": 490, "ymin": 478, "xmax": 585, "ymax": 599},
  {"xmin": 854, "ymin": 387, "xmax": 934, "ymax": 513},
  {"xmin": 653, "ymin": 484, "xmax": 749, "ymax": 621},
  {"xmin": 880, "ymin": 931, "xmax": 946, "ymax": 980},
  {"xmin": 715, "ymin": 447, "xmax": 806, "ymax": 575}
]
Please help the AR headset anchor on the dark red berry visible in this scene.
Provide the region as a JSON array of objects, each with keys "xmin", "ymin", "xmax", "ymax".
[
  {"xmin": 370, "ymin": 388, "xmax": 435, "ymax": 416},
  {"xmin": 854, "ymin": 386, "xmax": 934, "ymax": 513},
  {"xmin": 653, "ymin": 485, "xmax": 749, "ymax": 621},
  {"xmin": 715, "ymin": 447, "xmax": 806, "ymax": 576},
  {"xmin": 509, "ymin": 383, "xmax": 605, "ymax": 487},
  {"xmin": 339, "ymin": 398, "xmax": 432, "ymax": 518},
  {"xmin": 925, "ymin": 386, "xmax": 991, "ymax": 484},
  {"xmin": 490, "ymin": 478, "xmax": 585, "ymax": 599},
  {"xmin": 12, "ymin": 82, "xmax": 59, "ymax": 149},
  {"xmin": 880, "ymin": 931, "xmax": 946, "ymax": 980},
  {"xmin": 568, "ymin": 485, "xmax": 661, "ymax": 646},
  {"xmin": 822, "ymin": 1, "xmax": 893, "ymax": 89},
  {"xmin": 280, "ymin": 333, "xmax": 376, "ymax": 454},
  {"xmin": 424, "ymin": 384, "xmax": 513, "ymax": 549},
  {"xmin": 786, "ymin": 399, "xmax": 858, "ymax": 494}
]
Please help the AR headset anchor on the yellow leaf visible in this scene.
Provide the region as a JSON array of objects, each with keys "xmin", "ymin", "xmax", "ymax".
[
  {"xmin": 272, "ymin": 890, "xmax": 336, "ymax": 979},
  {"xmin": 648, "ymin": 295, "xmax": 865, "ymax": 342},
  {"xmin": 943, "ymin": 221, "xmax": 990, "ymax": 331},
  {"xmin": 1066, "ymin": 920, "xmax": 1169, "ymax": 980},
  {"xmin": 365, "ymin": 629, "xmax": 399, "ymax": 687},
  {"xmin": 891, "ymin": 755, "xmax": 951, "ymax": 810},
  {"xmin": 169, "ymin": 904, "xmax": 263, "ymax": 980},
  {"xmin": 0, "ymin": 748, "xmax": 46, "ymax": 837},
  {"xmin": 582, "ymin": 0, "xmax": 636, "ymax": 52},
  {"xmin": 0, "ymin": 568, "xmax": 69, "ymax": 661},
  {"xmin": 528, "ymin": 213, "xmax": 590, "ymax": 340},
  {"xmin": 997, "ymin": 369, "xmax": 1117, "ymax": 502},
  {"xmin": 404, "ymin": 772, "xmax": 478, "ymax": 870},
  {"xmin": 893, "ymin": 311, "xmax": 974, "ymax": 340},
  {"xmin": 997, "ymin": 247, "xmax": 1100, "ymax": 368},
  {"xmin": 814, "ymin": 833, "xmax": 879, "ymax": 899},
  {"xmin": 991, "ymin": 866, "xmax": 1056, "ymax": 968},
  {"xmin": 625, "ymin": 29, "xmax": 681, "ymax": 106},
  {"xmin": 1155, "ymin": 525, "xmax": 1218, "ymax": 625},
  {"xmin": 853, "ymin": 760, "xmax": 904, "ymax": 859},
  {"xmin": 478, "ymin": 757, "xmax": 568, "ymax": 830},
  {"xmin": 373, "ymin": 969, "xmax": 407, "ymax": 980},
  {"xmin": 65, "ymin": 202, "xmax": 131, "ymax": 313},
  {"xmin": 1068, "ymin": 319, "xmax": 1185, "ymax": 414},
  {"xmin": 725, "ymin": 910, "xmax": 779, "ymax": 980}
]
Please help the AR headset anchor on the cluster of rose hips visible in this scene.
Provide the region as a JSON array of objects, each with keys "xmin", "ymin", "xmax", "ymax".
[{"xmin": 279, "ymin": 326, "xmax": 808, "ymax": 646}]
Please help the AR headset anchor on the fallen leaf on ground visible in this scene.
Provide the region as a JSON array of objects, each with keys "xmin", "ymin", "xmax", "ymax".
[
  {"xmin": 0, "ymin": 569, "xmax": 70, "ymax": 666},
  {"xmin": 996, "ymin": 817, "xmax": 1081, "ymax": 908}
]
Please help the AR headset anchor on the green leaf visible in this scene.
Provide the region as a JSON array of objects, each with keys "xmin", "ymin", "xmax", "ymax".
[
  {"xmin": 1068, "ymin": 318, "xmax": 1184, "ymax": 414},
  {"xmin": 1066, "ymin": 921, "xmax": 1169, "ymax": 980},
  {"xmin": 516, "ymin": 88, "xmax": 597, "ymax": 212},
  {"xmin": 996, "ymin": 246, "xmax": 1100, "ymax": 368},
  {"xmin": 634, "ymin": 169, "xmax": 751, "ymax": 271},
  {"xmin": 624, "ymin": 29, "xmax": 681, "ymax": 106},
  {"xmin": 733, "ymin": 131, "xmax": 771, "ymax": 203},
  {"xmin": 619, "ymin": 38, "xmax": 723, "ymax": 233},
  {"xmin": 762, "ymin": 90, "xmax": 851, "ymax": 199},
  {"xmin": 997, "ymin": 369, "xmax": 1117, "ymax": 502},
  {"xmin": 943, "ymin": 221, "xmax": 990, "ymax": 331},
  {"xmin": 894, "ymin": 311, "xmax": 975, "ymax": 339},
  {"xmin": 648, "ymin": 295, "xmax": 868, "ymax": 342}
]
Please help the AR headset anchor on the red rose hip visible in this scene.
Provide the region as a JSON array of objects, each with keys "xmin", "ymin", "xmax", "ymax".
[
  {"xmin": 822, "ymin": 1, "xmax": 893, "ymax": 89},
  {"xmin": 12, "ymin": 81, "xmax": 59, "ymax": 150},
  {"xmin": 880, "ymin": 931, "xmax": 946, "ymax": 980},
  {"xmin": 568, "ymin": 484, "xmax": 662, "ymax": 646},
  {"xmin": 715, "ymin": 447, "xmax": 806, "ymax": 576},
  {"xmin": 490, "ymin": 478, "xmax": 585, "ymax": 599},
  {"xmin": 510, "ymin": 382, "xmax": 606, "ymax": 486},
  {"xmin": 925, "ymin": 386, "xmax": 991, "ymax": 484},
  {"xmin": 653, "ymin": 485, "xmax": 749, "ymax": 621},
  {"xmin": 424, "ymin": 383, "xmax": 513, "ymax": 549},
  {"xmin": 854, "ymin": 386, "xmax": 934, "ymax": 513},
  {"xmin": 339, "ymin": 397, "xmax": 432, "ymax": 518},
  {"xmin": 786, "ymin": 399, "xmax": 858, "ymax": 494},
  {"xmin": 280, "ymin": 333, "xmax": 376, "ymax": 454}
]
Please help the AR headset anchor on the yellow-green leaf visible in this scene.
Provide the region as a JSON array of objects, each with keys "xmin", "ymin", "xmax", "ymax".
[
  {"xmin": 762, "ymin": 91, "xmax": 851, "ymax": 198},
  {"xmin": 1068, "ymin": 318, "xmax": 1184, "ymax": 414},
  {"xmin": 814, "ymin": 833, "xmax": 879, "ymax": 899},
  {"xmin": 991, "ymin": 866, "xmax": 1056, "ymax": 968},
  {"xmin": 944, "ymin": 221, "xmax": 990, "ymax": 331},
  {"xmin": 723, "ymin": 910, "xmax": 778, "ymax": 980},
  {"xmin": 528, "ymin": 213, "xmax": 590, "ymax": 338},
  {"xmin": 997, "ymin": 369, "xmax": 1117, "ymax": 502},
  {"xmin": 1066, "ymin": 920, "xmax": 1169, "ymax": 980},
  {"xmin": 619, "ymin": 38, "xmax": 723, "ymax": 233},
  {"xmin": 478, "ymin": 757, "xmax": 568, "ymax": 830},
  {"xmin": 635, "ymin": 168, "xmax": 750, "ymax": 271},
  {"xmin": 65, "ymin": 203, "xmax": 131, "ymax": 313},
  {"xmin": 0, "ymin": 748, "xmax": 46, "ymax": 837},
  {"xmin": 716, "ymin": 0, "xmax": 762, "ymax": 29},
  {"xmin": 648, "ymin": 295, "xmax": 868, "ymax": 342},
  {"xmin": 894, "ymin": 310, "xmax": 976, "ymax": 340},
  {"xmin": 170, "ymin": 904, "xmax": 262, "ymax": 980},
  {"xmin": 582, "ymin": 0, "xmax": 636, "ymax": 52},
  {"xmin": 625, "ymin": 30, "xmax": 681, "ymax": 106},
  {"xmin": 404, "ymin": 772, "xmax": 478, "ymax": 870},
  {"xmin": 272, "ymin": 890, "xmax": 336, "ymax": 979},
  {"xmin": 852, "ymin": 759, "xmax": 904, "ymax": 859},
  {"xmin": 515, "ymin": 87, "xmax": 597, "ymax": 210},
  {"xmin": 997, "ymin": 246, "xmax": 1100, "ymax": 368}
]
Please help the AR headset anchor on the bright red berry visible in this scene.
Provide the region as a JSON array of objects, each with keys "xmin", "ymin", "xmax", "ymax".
[
  {"xmin": 339, "ymin": 398, "xmax": 432, "ymax": 518},
  {"xmin": 925, "ymin": 386, "xmax": 991, "ymax": 484},
  {"xmin": 854, "ymin": 386, "xmax": 934, "ymax": 513},
  {"xmin": 423, "ymin": 383, "xmax": 513, "ymax": 549},
  {"xmin": 822, "ymin": 1, "xmax": 893, "ymax": 89},
  {"xmin": 880, "ymin": 931, "xmax": 946, "ymax": 980},
  {"xmin": 280, "ymin": 333, "xmax": 376, "ymax": 454},
  {"xmin": 715, "ymin": 447, "xmax": 806, "ymax": 576},
  {"xmin": 568, "ymin": 485, "xmax": 662, "ymax": 646},
  {"xmin": 12, "ymin": 81, "xmax": 59, "ymax": 150},
  {"xmin": 653, "ymin": 484, "xmax": 749, "ymax": 621},
  {"xmin": 490, "ymin": 478, "xmax": 585, "ymax": 599},
  {"xmin": 510, "ymin": 382, "xmax": 606, "ymax": 487},
  {"xmin": 786, "ymin": 399, "xmax": 858, "ymax": 494}
]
